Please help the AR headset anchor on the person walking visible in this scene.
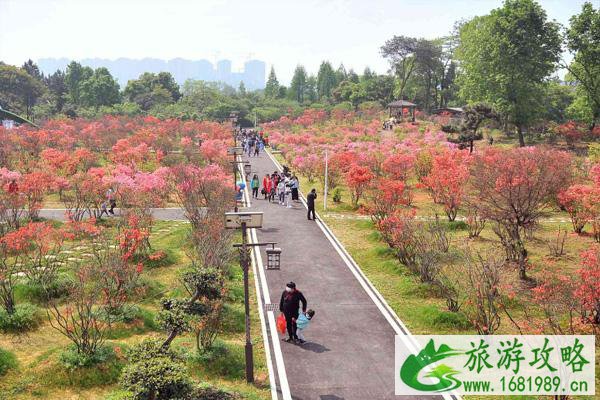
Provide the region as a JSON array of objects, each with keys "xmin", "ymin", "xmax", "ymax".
[
  {"xmin": 99, "ymin": 201, "xmax": 109, "ymax": 218},
  {"xmin": 279, "ymin": 281, "xmax": 307, "ymax": 343},
  {"xmin": 254, "ymin": 140, "xmax": 260, "ymax": 157},
  {"xmin": 296, "ymin": 309, "xmax": 315, "ymax": 344},
  {"xmin": 251, "ymin": 174, "xmax": 260, "ymax": 199},
  {"xmin": 291, "ymin": 175, "xmax": 299, "ymax": 202},
  {"xmin": 277, "ymin": 178, "xmax": 286, "ymax": 205},
  {"xmin": 307, "ymin": 188, "xmax": 317, "ymax": 220},
  {"xmin": 262, "ymin": 174, "xmax": 271, "ymax": 200},
  {"xmin": 248, "ymin": 137, "xmax": 255, "ymax": 157},
  {"xmin": 107, "ymin": 188, "xmax": 117, "ymax": 215},
  {"xmin": 284, "ymin": 178, "xmax": 293, "ymax": 208}
]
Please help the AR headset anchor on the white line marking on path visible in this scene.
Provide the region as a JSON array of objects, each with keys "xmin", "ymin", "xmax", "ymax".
[
  {"xmin": 238, "ymin": 159, "xmax": 291, "ymax": 400},
  {"xmin": 265, "ymin": 150, "xmax": 461, "ymax": 400}
]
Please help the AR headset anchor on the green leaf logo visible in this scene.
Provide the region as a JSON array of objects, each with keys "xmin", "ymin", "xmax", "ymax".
[{"xmin": 400, "ymin": 339, "xmax": 463, "ymax": 392}]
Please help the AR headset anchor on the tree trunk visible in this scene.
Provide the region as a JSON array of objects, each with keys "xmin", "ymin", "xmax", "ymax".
[
  {"xmin": 162, "ymin": 330, "xmax": 177, "ymax": 349},
  {"xmin": 517, "ymin": 125, "xmax": 525, "ymax": 147}
]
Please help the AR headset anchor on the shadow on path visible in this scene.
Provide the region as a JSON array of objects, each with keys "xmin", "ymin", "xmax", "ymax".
[{"xmin": 296, "ymin": 342, "xmax": 331, "ymax": 354}]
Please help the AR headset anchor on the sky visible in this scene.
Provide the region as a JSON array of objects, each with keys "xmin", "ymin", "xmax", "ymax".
[{"xmin": 0, "ymin": 0, "xmax": 595, "ymax": 85}]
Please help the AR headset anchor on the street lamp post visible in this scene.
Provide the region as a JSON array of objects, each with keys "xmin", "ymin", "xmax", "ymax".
[
  {"xmin": 240, "ymin": 221, "xmax": 253, "ymax": 382},
  {"xmin": 224, "ymin": 212, "xmax": 280, "ymax": 384}
]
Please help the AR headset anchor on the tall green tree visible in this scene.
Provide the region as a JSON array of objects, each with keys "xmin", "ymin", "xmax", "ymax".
[
  {"xmin": 335, "ymin": 64, "xmax": 347, "ymax": 85},
  {"xmin": 79, "ymin": 67, "xmax": 121, "ymax": 108},
  {"xmin": 45, "ymin": 70, "xmax": 68, "ymax": 113},
  {"xmin": 238, "ymin": 81, "xmax": 246, "ymax": 96},
  {"xmin": 380, "ymin": 36, "xmax": 419, "ymax": 101},
  {"xmin": 156, "ymin": 72, "xmax": 181, "ymax": 101},
  {"xmin": 305, "ymin": 75, "xmax": 317, "ymax": 103},
  {"xmin": 264, "ymin": 67, "xmax": 280, "ymax": 98},
  {"xmin": 0, "ymin": 63, "xmax": 45, "ymax": 118},
  {"xmin": 564, "ymin": 2, "xmax": 600, "ymax": 130},
  {"xmin": 362, "ymin": 67, "xmax": 375, "ymax": 81},
  {"xmin": 22, "ymin": 59, "xmax": 43, "ymax": 81},
  {"xmin": 456, "ymin": 0, "xmax": 562, "ymax": 146},
  {"xmin": 288, "ymin": 65, "xmax": 308, "ymax": 103},
  {"xmin": 123, "ymin": 72, "xmax": 180, "ymax": 111},
  {"xmin": 65, "ymin": 61, "xmax": 93, "ymax": 105},
  {"xmin": 347, "ymin": 69, "xmax": 359, "ymax": 84},
  {"xmin": 316, "ymin": 61, "xmax": 336, "ymax": 100}
]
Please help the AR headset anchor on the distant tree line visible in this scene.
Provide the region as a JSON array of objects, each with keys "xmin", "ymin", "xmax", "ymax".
[{"xmin": 0, "ymin": 0, "xmax": 597, "ymax": 137}]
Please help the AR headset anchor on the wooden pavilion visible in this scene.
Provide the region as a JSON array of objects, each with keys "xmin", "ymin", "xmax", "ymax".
[{"xmin": 387, "ymin": 100, "xmax": 417, "ymax": 122}]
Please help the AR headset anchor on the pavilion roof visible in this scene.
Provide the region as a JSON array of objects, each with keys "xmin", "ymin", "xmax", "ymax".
[{"xmin": 388, "ymin": 100, "xmax": 417, "ymax": 108}]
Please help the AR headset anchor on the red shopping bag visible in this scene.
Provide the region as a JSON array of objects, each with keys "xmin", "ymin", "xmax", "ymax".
[{"xmin": 276, "ymin": 313, "xmax": 286, "ymax": 334}]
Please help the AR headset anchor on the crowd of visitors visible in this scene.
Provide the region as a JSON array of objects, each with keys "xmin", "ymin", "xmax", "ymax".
[
  {"xmin": 260, "ymin": 170, "xmax": 300, "ymax": 208},
  {"xmin": 240, "ymin": 128, "xmax": 265, "ymax": 158}
]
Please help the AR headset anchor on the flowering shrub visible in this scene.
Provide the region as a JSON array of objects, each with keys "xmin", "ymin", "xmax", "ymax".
[{"xmin": 422, "ymin": 149, "xmax": 470, "ymax": 221}]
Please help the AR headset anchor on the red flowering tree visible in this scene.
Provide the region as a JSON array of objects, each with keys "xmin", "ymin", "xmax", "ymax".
[
  {"xmin": 293, "ymin": 154, "xmax": 320, "ymax": 183},
  {"xmin": 376, "ymin": 209, "xmax": 423, "ymax": 269},
  {"xmin": 6, "ymin": 222, "xmax": 65, "ymax": 289},
  {"xmin": 346, "ymin": 164, "xmax": 374, "ymax": 207},
  {"xmin": 89, "ymin": 223, "xmax": 145, "ymax": 317},
  {"xmin": 20, "ymin": 172, "xmax": 55, "ymax": 220},
  {"xmin": 469, "ymin": 147, "xmax": 572, "ymax": 280},
  {"xmin": 0, "ymin": 229, "xmax": 25, "ymax": 314},
  {"xmin": 61, "ymin": 171, "xmax": 104, "ymax": 221},
  {"xmin": 365, "ymin": 178, "xmax": 409, "ymax": 225},
  {"xmin": 422, "ymin": 149, "xmax": 470, "ymax": 221},
  {"xmin": 556, "ymin": 121, "xmax": 585, "ymax": 147},
  {"xmin": 558, "ymin": 184, "xmax": 596, "ymax": 233},
  {"xmin": 0, "ymin": 167, "xmax": 25, "ymax": 231},
  {"xmin": 382, "ymin": 152, "xmax": 416, "ymax": 181},
  {"xmin": 170, "ymin": 164, "xmax": 234, "ymax": 271},
  {"xmin": 577, "ymin": 246, "xmax": 600, "ymax": 325},
  {"xmin": 48, "ymin": 263, "xmax": 108, "ymax": 358}
]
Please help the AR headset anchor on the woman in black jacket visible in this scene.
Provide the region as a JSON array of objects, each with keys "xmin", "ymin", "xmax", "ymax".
[{"xmin": 279, "ymin": 281, "xmax": 307, "ymax": 343}]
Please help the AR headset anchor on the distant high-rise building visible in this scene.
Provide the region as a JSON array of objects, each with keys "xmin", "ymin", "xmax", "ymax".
[
  {"xmin": 243, "ymin": 60, "xmax": 266, "ymax": 90},
  {"xmin": 36, "ymin": 57, "xmax": 267, "ymax": 89},
  {"xmin": 216, "ymin": 59, "xmax": 232, "ymax": 83}
]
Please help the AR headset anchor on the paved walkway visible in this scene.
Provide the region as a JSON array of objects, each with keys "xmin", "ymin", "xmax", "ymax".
[
  {"xmin": 245, "ymin": 150, "xmax": 443, "ymax": 400},
  {"xmin": 38, "ymin": 207, "xmax": 187, "ymax": 221}
]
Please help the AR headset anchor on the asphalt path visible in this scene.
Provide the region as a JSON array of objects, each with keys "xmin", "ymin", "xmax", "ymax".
[{"xmin": 246, "ymin": 150, "xmax": 442, "ymax": 400}]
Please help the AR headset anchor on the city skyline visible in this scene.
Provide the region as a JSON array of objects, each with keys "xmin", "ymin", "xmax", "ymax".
[{"xmin": 36, "ymin": 57, "xmax": 266, "ymax": 90}]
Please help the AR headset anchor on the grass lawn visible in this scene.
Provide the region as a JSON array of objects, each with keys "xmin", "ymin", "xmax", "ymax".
[{"xmin": 0, "ymin": 220, "xmax": 270, "ymax": 400}]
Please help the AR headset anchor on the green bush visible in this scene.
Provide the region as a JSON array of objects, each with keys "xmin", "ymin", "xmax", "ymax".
[
  {"xmin": 59, "ymin": 344, "xmax": 115, "ymax": 370},
  {"xmin": 332, "ymin": 187, "xmax": 342, "ymax": 203},
  {"xmin": 422, "ymin": 306, "xmax": 471, "ymax": 330},
  {"xmin": 104, "ymin": 307, "xmax": 158, "ymax": 339},
  {"xmin": 191, "ymin": 385, "xmax": 240, "ymax": 400},
  {"xmin": 189, "ymin": 340, "xmax": 245, "ymax": 379},
  {"xmin": 0, "ymin": 347, "xmax": 17, "ymax": 376},
  {"xmin": 446, "ymin": 220, "xmax": 468, "ymax": 231},
  {"xmin": 49, "ymin": 345, "xmax": 122, "ymax": 388},
  {"xmin": 121, "ymin": 339, "xmax": 192, "ymax": 400},
  {"xmin": 15, "ymin": 273, "xmax": 73, "ymax": 303},
  {"xmin": 0, "ymin": 303, "xmax": 42, "ymax": 333}
]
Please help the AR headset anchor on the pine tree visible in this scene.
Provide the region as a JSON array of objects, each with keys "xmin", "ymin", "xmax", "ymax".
[
  {"xmin": 265, "ymin": 67, "xmax": 279, "ymax": 98},
  {"xmin": 316, "ymin": 61, "xmax": 336, "ymax": 100},
  {"xmin": 288, "ymin": 65, "xmax": 308, "ymax": 103}
]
